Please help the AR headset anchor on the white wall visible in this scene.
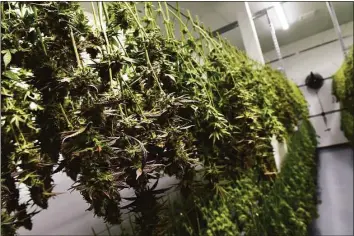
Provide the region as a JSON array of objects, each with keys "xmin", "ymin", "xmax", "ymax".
[
  {"xmin": 264, "ymin": 21, "xmax": 353, "ymax": 148},
  {"xmin": 17, "ymin": 172, "xmax": 180, "ymax": 235}
]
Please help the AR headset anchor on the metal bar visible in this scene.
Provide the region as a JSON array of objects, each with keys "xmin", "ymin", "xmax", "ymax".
[
  {"xmin": 167, "ymin": 3, "xmax": 189, "ymax": 19},
  {"xmin": 299, "ymin": 37, "xmax": 346, "ymax": 54},
  {"xmin": 308, "ymin": 108, "xmax": 345, "ymax": 118},
  {"xmin": 326, "ymin": 2, "xmax": 347, "ymax": 58},
  {"xmin": 265, "ymin": 10, "xmax": 286, "ymax": 75},
  {"xmin": 267, "ymin": 53, "xmax": 297, "ymax": 64},
  {"xmin": 204, "ymin": 6, "xmax": 280, "ymax": 37},
  {"xmin": 266, "ymin": 35, "xmax": 353, "ymax": 64},
  {"xmin": 168, "ymin": 2, "xmax": 288, "ymax": 37},
  {"xmin": 316, "ymin": 142, "xmax": 350, "ymax": 150},
  {"xmin": 297, "ymin": 77, "xmax": 332, "ymax": 88},
  {"xmin": 236, "ymin": 2, "xmax": 265, "ymax": 64},
  {"xmin": 315, "ymin": 90, "xmax": 329, "ymax": 127},
  {"xmin": 211, "ymin": 21, "xmax": 238, "ymax": 37},
  {"xmin": 253, "ymin": 6, "xmax": 274, "ymax": 20}
]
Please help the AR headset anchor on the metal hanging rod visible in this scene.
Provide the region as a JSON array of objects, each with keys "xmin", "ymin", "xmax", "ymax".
[
  {"xmin": 167, "ymin": 2, "xmax": 287, "ymax": 37},
  {"xmin": 265, "ymin": 9, "xmax": 286, "ymax": 75},
  {"xmin": 167, "ymin": 3, "xmax": 189, "ymax": 19},
  {"xmin": 308, "ymin": 108, "xmax": 345, "ymax": 118},
  {"xmin": 297, "ymin": 77, "xmax": 332, "ymax": 88},
  {"xmin": 326, "ymin": 1, "xmax": 347, "ymax": 58},
  {"xmin": 211, "ymin": 21, "xmax": 239, "ymax": 37},
  {"xmin": 266, "ymin": 34, "xmax": 353, "ymax": 64}
]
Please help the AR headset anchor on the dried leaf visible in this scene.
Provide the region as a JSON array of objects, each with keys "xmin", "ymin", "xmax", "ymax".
[
  {"xmin": 136, "ymin": 168, "xmax": 142, "ymax": 180},
  {"xmin": 165, "ymin": 74, "xmax": 176, "ymax": 82}
]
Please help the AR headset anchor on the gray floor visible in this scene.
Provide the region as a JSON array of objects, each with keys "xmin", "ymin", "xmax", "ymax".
[{"xmin": 314, "ymin": 146, "xmax": 353, "ymax": 236}]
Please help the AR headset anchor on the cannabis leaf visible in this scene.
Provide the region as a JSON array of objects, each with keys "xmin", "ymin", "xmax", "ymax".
[{"xmin": 3, "ymin": 50, "xmax": 12, "ymax": 67}]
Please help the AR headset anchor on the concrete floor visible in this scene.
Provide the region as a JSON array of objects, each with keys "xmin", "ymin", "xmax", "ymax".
[{"xmin": 314, "ymin": 145, "xmax": 353, "ymax": 236}]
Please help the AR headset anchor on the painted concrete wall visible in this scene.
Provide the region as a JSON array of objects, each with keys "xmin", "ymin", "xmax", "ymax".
[
  {"xmin": 264, "ymin": 21, "xmax": 353, "ymax": 148},
  {"xmin": 17, "ymin": 172, "xmax": 180, "ymax": 235}
]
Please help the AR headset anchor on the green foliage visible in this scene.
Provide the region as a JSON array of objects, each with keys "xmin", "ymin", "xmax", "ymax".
[
  {"xmin": 1, "ymin": 2, "xmax": 313, "ymax": 235},
  {"xmin": 333, "ymin": 46, "xmax": 354, "ymax": 145},
  {"xmin": 340, "ymin": 110, "xmax": 354, "ymax": 145},
  {"xmin": 1, "ymin": 2, "xmax": 94, "ymax": 234},
  {"xmin": 258, "ymin": 119, "xmax": 318, "ymax": 236},
  {"xmin": 175, "ymin": 120, "xmax": 318, "ymax": 236},
  {"xmin": 1, "ymin": 66, "xmax": 45, "ymax": 233}
]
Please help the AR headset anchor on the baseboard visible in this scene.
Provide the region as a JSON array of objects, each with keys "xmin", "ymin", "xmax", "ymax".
[{"xmin": 316, "ymin": 142, "xmax": 351, "ymax": 151}]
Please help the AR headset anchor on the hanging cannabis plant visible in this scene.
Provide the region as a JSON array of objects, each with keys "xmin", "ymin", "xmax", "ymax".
[
  {"xmin": 183, "ymin": 120, "xmax": 318, "ymax": 236},
  {"xmin": 333, "ymin": 46, "xmax": 353, "ymax": 145},
  {"xmin": 1, "ymin": 2, "xmax": 314, "ymax": 235},
  {"xmin": 1, "ymin": 2, "xmax": 97, "ymax": 233}
]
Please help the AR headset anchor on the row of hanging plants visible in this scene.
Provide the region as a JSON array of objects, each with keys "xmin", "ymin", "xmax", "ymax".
[
  {"xmin": 1, "ymin": 2, "xmax": 315, "ymax": 235},
  {"xmin": 333, "ymin": 46, "xmax": 353, "ymax": 145},
  {"xmin": 161, "ymin": 119, "xmax": 318, "ymax": 236}
]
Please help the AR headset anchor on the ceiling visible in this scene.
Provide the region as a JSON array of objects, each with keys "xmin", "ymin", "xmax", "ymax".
[
  {"xmin": 80, "ymin": 2, "xmax": 353, "ymax": 53},
  {"xmin": 169, "ymin": 1, "xmax": 354, "ymax": 52}
]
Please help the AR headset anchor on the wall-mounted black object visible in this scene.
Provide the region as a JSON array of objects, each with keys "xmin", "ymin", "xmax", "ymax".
[
  {"xmin": 305, "ymin": 72, "xmax": 330, "ymax": 132},
  {"xmin": 305, "ymin": 72, "xmax": 324, "ymax": 90}
]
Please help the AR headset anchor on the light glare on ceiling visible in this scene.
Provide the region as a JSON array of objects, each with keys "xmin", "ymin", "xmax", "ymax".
[{"xmin": 274, "ymin": 3, "xmax": 289, "ymax": 30}]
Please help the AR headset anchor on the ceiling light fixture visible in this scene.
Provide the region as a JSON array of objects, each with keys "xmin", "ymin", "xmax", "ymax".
[{"xmin": 274, "ymin": 2, "xmax": 289, "ymax": 30}]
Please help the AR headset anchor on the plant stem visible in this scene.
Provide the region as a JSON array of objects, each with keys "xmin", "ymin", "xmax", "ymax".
[
  {"xmin": 7, "ymin": 1, "xmax": 11, "ymax": 19},
  {"xmin": 90, "ymin": 2, "xmax": 99, "ymax": 31},
  {"xmin": 145, "ymin": 3, "xmax": 156, "ymax": 29},
  {"xmin": 70, "ymin": 27, "xmax": 82, "ymax": 68},
  {"xmin": 175, "ymin": 3, "xmax": 185, "ymax": 42},
  {"xmin": 105, "ymin": 224, "xmax": 112, "ymax": 236},
  {"xmin": 164, "ymin": 2, "xmax": 176, "ymax": 40},
  {"xmin": 97, "ymin": 2, "xmax": 113, "ymax": 88},
  {"xmin": 167, "ymin": 8, "xmax": 193, "ymax": 44},
  {"xmin": 158, "ymin": 2, "xmax": 170, "ymax": 39},
  {"xmin": 120, "ymin": 223, "xmax": 125, "ymax": 235},
  {"xmin": 187, "ymin": 10, "xmax": 220, "ymax": 51},
  {"xmin": 10, "ymin": 123, "xmax": 19, "ymax": 144},
  {"xmin": 151, "ymin": 3, "xmax": 159, "ymax": 29},
  {"xmin": 112, "ymin": 34, "xmax": 137, "ymax": 75},
  {"xmin": 98, "ymin": 2, "xmax": 110, "ymax": 54},
  {"xmin": 124, "ymin": 1, "xmax": 163, "ymax": 95},
  {"xmin": 144, "ymin": 48, "xmax": 164, "ymax": 94},
  {"xmin": 91, "ymin": 227, "xmax": 97, "ymax": 236},
  {"xmin": 124, "ymin": 2, "xmax": 147, "ymax": 36},
  {"xmin": 1, "ymin": 3, "xmax": 5, "ymax": 20},
  {"xmin": 128, "ymin": 214, "xmax": 136, "ymax": 235},
  {"xmin": 59, "ymin": 103, "xmax": 73, "ymax": 129},
  {"xmin": 33, "ymin": 7, "xmax": 47, "ymax": 56}
]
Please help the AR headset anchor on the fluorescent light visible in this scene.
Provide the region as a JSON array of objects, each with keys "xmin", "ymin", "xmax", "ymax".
[{"xmin": 274, "ymin": 3, "xmax": 289, "ymax": 30}]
